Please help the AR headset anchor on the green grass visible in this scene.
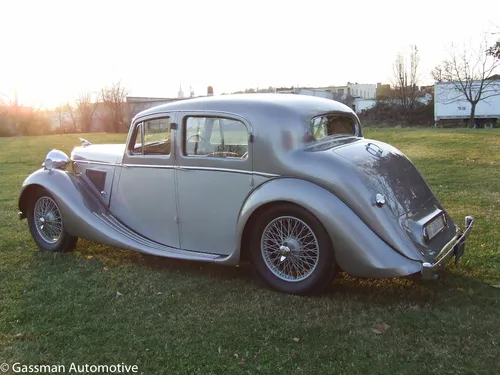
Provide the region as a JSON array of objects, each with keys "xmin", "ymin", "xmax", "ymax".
[{"xmin": 1, "ymin": 129, "xmax": 499, "ymax": 374}]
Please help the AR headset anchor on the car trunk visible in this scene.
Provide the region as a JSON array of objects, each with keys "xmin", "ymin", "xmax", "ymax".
[{"xmin": 333, "ymin": 139, "xmax": 458, "ymax": 262}]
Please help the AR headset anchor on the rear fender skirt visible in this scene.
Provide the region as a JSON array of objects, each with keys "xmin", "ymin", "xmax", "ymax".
[{"xmin": 218, "ymin": 178, "xmax": 422, "ymax": 278}]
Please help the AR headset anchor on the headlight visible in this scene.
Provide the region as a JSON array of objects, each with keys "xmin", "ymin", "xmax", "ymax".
[{"xmin": 42, "ymin": 149, "xmax": 70, "ymax": 170}]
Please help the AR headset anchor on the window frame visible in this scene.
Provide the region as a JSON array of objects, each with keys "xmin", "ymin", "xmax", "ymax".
[
  {"xmin": 307, "ymin": 112, "xmax": 361, "ymax": 143},
  {"xmin": 128, "ymin": 116, "xmax": 172, "ymax": 157},
  {"xmin": 182, "ymin": 115, "xmax": 250, "ymax": 160},
  {"xmin": 129, "ymin": 122, "xmax": 144, "ymax": 155}
]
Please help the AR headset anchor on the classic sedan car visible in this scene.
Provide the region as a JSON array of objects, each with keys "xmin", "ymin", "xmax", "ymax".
[{"xmin": 17, "ymin": 94, "xmax": 474, "ymax": 294}]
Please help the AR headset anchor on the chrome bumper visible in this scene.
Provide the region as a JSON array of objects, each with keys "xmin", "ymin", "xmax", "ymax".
[{"xmin": 421, "ymin": 216, "xmax": 474, "ymax": 280}]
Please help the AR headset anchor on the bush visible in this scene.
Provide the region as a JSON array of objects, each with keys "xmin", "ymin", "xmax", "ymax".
[
  {"xmin": 359, "ymin": 101, "xmax": 434, "ymax": 127},
  {"xmin": 0, "ymin": 105, "xmax": 52, "ymax": 137}
]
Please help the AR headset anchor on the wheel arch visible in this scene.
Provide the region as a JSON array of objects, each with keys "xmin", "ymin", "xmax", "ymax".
[
  {"xmin": 216, "ymin": 177, "xmax": 423, "ymax": 278},
  {"xmin": 238, "ymin": 199, "xmax": 335, "ymax": 264},
  {"xmin": 18, "ymin": 183, "xmax": 45, "ymax": 219}
]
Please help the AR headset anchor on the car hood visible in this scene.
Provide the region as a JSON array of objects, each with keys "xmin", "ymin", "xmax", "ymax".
[{"xmin": 71, "ymin": 144, "xmax": 125, "ymax": 165}]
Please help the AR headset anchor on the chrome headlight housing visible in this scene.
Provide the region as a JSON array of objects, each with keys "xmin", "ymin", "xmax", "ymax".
[{"xmin": 42, "ymin": 149, "xmax": 70, "ymax": 170}]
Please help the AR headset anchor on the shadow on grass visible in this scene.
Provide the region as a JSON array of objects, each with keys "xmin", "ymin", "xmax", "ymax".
[{"xmin": 68, "ymin": 239, "xmax": 498, "ymax": 308}]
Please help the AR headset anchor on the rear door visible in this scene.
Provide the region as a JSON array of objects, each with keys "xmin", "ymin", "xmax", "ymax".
[{"xmin": 175, "ymin": 113, "xmax": 253, "ymax": 255}]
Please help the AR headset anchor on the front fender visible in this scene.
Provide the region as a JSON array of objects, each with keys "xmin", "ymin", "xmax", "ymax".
[
  {"xmin": 18, "ymin": 169, "xmax": 222, "ymax": 262},
  {"xmin": 19, "ymin": 168, "xmax": 107, "ymax": 236},
  {"xmin": 218, "ymin": 178, "xmax": 422, "ymax": 278}
]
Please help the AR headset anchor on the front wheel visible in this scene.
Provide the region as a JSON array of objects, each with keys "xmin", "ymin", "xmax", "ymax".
[
  {"xmin": 27, "ymin": 188, "xmax": 77, "ymax": 252},
  {"xmin": 249, "ymin": 204, "xmax": 337, "ymax": 295}
]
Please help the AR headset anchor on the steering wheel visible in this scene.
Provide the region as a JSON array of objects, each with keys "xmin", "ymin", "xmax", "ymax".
[
  {"xmin": 187, "ymin": 134, "xmax": 209, "ymax": 144},
  {"xmin": 206, "ymin": 151, "xmax": 240, "ymax": 158},
  {"xmin": 241, "ymin": 152, "xmax": 248, "ymax": 159}
]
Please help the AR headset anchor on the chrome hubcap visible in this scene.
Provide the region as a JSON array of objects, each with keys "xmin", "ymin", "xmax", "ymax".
[
  {"xmin": 34, "ymin": 196, "xmax": 63, "ymax": 244},
  {"xmin": 261, "ymin": 216, "xmax": 320, "ymax": 282}
]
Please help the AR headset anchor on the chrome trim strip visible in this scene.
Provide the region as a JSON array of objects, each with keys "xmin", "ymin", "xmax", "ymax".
[
  {"xmin": 174, "ymin": 166, "xmax": 249, "ymax": 174},
  {"xmin": 119, "ymin": 164, "xmax": 279, "ymax": 177},
  {"xmin": 120, "ymin": 163, "xmax": 175, "ymax": 169},
  {"xmin": 73, "ymin": 160, "xmax": 115, "ymax": 166},
  {"xmin": 253, "ymin": 171, "xmax": 279, "ymax": 178}
]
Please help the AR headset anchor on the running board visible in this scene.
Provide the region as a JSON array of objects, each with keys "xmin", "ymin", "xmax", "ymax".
[{"xmin": 92, "ymin": 211, "xmax": 221, "ymax": 262}]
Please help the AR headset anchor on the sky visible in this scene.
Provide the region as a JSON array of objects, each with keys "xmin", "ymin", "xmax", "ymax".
[{"xmin": 0, "ymin": 0, "xmax": 499, "ymax": 108}]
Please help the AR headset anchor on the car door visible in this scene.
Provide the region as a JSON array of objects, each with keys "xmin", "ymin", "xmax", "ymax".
[
  {"xmin": 110, "ymin": 114, "xmax": 180, "ymax": 248},
  {"xmin": 175, "ymin": 113, "xmax": 253, "ymax": 255}
]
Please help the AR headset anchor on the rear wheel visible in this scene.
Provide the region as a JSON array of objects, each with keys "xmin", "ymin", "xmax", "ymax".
[
  {"xmin": 27, "ymin": 188, "xmax": 77, "ymax": 252},
  {"xmin": 249, "ymin": 204, "xmax": 337, "ymax": 295},
  {"xmin": 484, "ymin": 120, "xmax": 494, "ymax": 129}
]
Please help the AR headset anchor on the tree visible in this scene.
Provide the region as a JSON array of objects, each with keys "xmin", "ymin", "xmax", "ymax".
[
  {"xmin": 55, "ymin": 103, "xmax": 77, "ymax": 133},
  {"xmin": 487, "ymin": 25, "xmax": 500, "ymax": 59},
  {"xmin": 392, "ymin": 45, "xmax": 420, "ymax": 119},
  {"xmin": 488, "ymin": 40, "xmax": 500, "ymax": 59},
  {"xmin": 99, "ymin": 81, "xmax": 129, "ymax": 132},
  {"xmin": 331, "ymin": 91, "xmax": 354, "ymax": 106},
  {"xmin": 76, "ymin": 92, "xmax": 97, "ymax": 133},
  {"xmin": 432, "ymin": 40, "xmax": 500, "ymax": 128}
]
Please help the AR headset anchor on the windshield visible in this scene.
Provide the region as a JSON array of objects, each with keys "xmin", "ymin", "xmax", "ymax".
[{"xmin": 307, "ymin": 114, "xmax": 357, "ymax": 142}]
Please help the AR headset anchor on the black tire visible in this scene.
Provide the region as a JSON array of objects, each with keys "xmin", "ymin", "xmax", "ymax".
[
  {"xmin": 249, "ymin": 203, "xmax": 337, "ymax": 295},
  {"xmin": 27, "ymin": 188, "xmax": 77, "ymax": 252}
]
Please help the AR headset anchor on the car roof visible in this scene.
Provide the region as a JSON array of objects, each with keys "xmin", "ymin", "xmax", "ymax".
[{"xmin": 133, "ymin": 93, "xmax": 355, "ymax": 124}]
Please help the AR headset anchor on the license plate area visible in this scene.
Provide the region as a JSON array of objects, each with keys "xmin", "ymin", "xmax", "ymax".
[{"xmin": 423, "ymin": 213, "xmax": 447, "ymax": 242}]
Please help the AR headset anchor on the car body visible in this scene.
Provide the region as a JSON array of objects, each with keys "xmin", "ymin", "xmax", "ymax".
[{"xmin": 17, "ymin": 94, "xmax": 474, "ymax": 294}]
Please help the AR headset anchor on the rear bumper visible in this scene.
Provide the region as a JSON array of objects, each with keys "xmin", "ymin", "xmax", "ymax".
[{"xmin": 421, "ymin": 216, "xmax": 474, "ymax": 279}]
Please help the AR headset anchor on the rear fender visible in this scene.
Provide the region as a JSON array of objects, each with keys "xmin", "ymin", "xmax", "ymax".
[{"xmin": 218, "ymin": 178, "xmax": 422, "ymax": 278}]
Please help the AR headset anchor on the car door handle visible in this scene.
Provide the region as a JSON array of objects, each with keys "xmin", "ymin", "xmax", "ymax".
[{"xmin": 175, "ymin": 166, "xmax": 188, "ymax": 171}]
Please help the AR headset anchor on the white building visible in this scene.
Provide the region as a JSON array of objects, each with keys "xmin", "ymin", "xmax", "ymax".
[
  {"xmin": 330, "ymin": 82, "xmax": 377, "ymax": 99},
  {"xmin": 352, "ymin": 98, "xmax": 376, "ymax": 113},
  {"xmin": 276, "ymin": 87, "xmax": 334, "ymax": 99}
]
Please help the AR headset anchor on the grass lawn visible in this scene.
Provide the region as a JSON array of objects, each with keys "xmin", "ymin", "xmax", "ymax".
[{"xmin": 0, "ymin": 129, "xmax": 499, "ymax": 374}]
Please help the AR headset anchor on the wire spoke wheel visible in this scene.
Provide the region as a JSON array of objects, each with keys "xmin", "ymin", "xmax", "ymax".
[
  {"xmin": 34, "ymin": 196, "xmax": 63, "ymax": 244},
  {"xmin": 260, "ymin": 216, "xmax": 320, "ymax": 282}
]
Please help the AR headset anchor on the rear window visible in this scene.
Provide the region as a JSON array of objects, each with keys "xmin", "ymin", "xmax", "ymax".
[{"xmin": 307, "ymin": 115, "xmax": 357, "ymax": 142}]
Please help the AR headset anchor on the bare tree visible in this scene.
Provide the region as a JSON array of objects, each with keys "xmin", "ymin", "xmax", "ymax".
[
  {"xmin": 76, "ymin": 92, "xmax": 97, "ymax": 133},
  {"xmin": 100, "ymin": 81, "xmax": 129, "ymax": 132},
  {"xmin": 55, "ymin": 103, "xmax": 77, "ymax": 133},
  {"xmin": 332, "ymin": 91, "xmax": 354, "ymax": 106},
  {"xmin": 392, "ymin": 45, "xmax": 420, "ymax": 115},
  {"xmin": 432, "ymin": 40, "xmax": 500, "ymax": 127}
]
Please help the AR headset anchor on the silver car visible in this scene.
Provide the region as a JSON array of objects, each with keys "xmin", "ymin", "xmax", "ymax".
[{"xmin": 17, "ymin": 94, "xmax": 474, "ymax": 294}]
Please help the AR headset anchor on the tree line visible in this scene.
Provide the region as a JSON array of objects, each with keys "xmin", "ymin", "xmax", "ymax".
[
  {"xmin": 1, "ymin": 33, "xmax": 499, "ymax": 136},
  {"xmin": 0, "ymin": 81, "xmax": 129, "ymax": 137}
]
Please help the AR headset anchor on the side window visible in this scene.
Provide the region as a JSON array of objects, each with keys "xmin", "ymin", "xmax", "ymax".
[
  {"xmin": 132, "ymin": 117, "xmax": 171, "ymax": 155},
  {"xmin": 309, "ymin": 115, "xmax": 356, "ymax": 141},
  {"xmin": 184, "ymin": 116, "xmax": 248, "ymax": 158}
]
